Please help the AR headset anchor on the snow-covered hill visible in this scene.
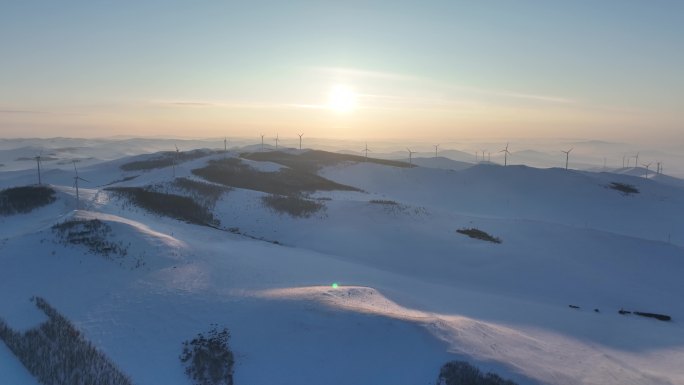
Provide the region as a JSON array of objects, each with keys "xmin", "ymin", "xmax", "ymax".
[{"xmin": 1, "ymin": 143, "xmax": 684, "ymax": 385}]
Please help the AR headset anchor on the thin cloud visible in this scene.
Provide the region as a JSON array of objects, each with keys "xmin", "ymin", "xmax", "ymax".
[
  {"xmin": 455, "ymin": 86, "xmax": 576, "ymax": 104},
  {"xmin": 311, "ymin": 66, "xmax": 575, "ymax": 104},
  {"xmin": 310, "ymin": 66, "xmax": 420, "ymax": 81},
  {"xmin": 0, "ymin": 108, "xmax": 49, "ymax": 114},
  {"xmin": 359, "ymin": 93, "xmax": 485, "ymax": 112},
  {"xmin": 151, "ymin": 100, "xmax": 321, "ymax": 110},
  {"xmin": 164, "ymin": 101, "xmax": 217, "ymax": 107}
]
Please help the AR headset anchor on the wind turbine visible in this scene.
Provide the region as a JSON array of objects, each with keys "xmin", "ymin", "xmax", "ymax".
[
  {"xmin": 434, "ymin": 144, "xmax": 439, "ymax": 158},
  {"xmin": 260, "ymin": 134, "xmax": 264, "ymax": 151},
  {"xmin": 298, "ymin": 133, "xmax": 304, "ymax": 150},
  {"xmin": 481, "ymin": 149, "xmax": 487, "ymax": 163},
  {"xmin": 562, "ymin": 148, "xmax": 573, "ymax": 170},
  {"xmin": 633, "ymin": 152, "xmax": 639, "ymax": 169},
  {"xmin": 72, "ymin": 161, "xmax": 89, "ymax": 209},
  {"xmin": 172, "ymin": 144, "xmax": 180, "ymax": 178},
  {"xmin": 224, "ymin": 137, "xmax": 228, "ymax": 159},
  {"xmin": 363, "ymin": 143, "xmax": 371, "ymax": 160},
  {"xmin": 406, "ymin": 148, "xmax": 415, "ymax": 166},
  {"xmin": 275, "ymin": 133, "xmax": 279, "ymax": 150},
  {"xmin": 34, "ymin": 152, "xmax": 43, "ymax": 185},
  {"xmin": 499, "ymin": 143, "xmax": 511, "ymax": 166},
  {"xmin": 642, "ymin": 162, "xmax": 652, "ymax": 178}
]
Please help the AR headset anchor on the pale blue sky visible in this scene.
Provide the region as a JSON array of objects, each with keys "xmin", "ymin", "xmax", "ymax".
[{"xmin": 1, "ymin": 1, "xmax": 682, "ymax": 141}]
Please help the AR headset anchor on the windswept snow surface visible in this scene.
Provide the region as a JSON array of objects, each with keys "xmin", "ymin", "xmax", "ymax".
[{"xmin": 2, "ymin": 145, "xmax": 684, "ymax": 385}]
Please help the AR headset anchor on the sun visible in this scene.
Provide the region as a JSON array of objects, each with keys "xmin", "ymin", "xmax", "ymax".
[{"xmin": 327, "ymin": 85, "xmax": 357, "ymax": 113}]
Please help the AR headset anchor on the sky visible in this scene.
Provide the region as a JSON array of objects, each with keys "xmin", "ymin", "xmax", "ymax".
[{"xmin": 1, "ymin": 0, "xmax": 683, "ymax": 144}]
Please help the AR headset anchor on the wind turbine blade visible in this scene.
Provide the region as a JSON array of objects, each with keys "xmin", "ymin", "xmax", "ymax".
[{"xmin": 78, "ymin": 177, "xmax": 90, "ymax": 182}]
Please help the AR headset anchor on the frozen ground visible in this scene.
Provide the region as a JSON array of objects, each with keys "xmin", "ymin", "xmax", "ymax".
[{"xmin": 1, "ymin": 139, "xmax": 683, "ymax": 385}]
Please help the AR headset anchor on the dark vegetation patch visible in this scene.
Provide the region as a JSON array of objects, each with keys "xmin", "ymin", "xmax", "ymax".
[
  {"xmin": 226, "ymin": 226, "xmax": 281, "ymax": 245},
  {"xmin": 52, "ymin": 218, "xmax": 145, "ymax": 269},
  {"xmin": 262, "ymin": 194, "xmax": 325, "ymax": 217},
  {"xmin": 180, "ymin": 325, "xmax": 234, "ymax": 385},
  {"xmin": 457, "ymin": 228, "xmax": 502, "ymax": 244},
  {"xmin": 608, "ymin": 182, "xmax": 639, "ymax": 195},
  {"xmin": 634, "ymin": 311, "xmax": 671, "ymax": 321},
  {"xmin": 54, "ymin": 146, "xmax": 81, "ymax": 152},
  {"xmin": 241, "ymin": 149, "xmax": 412, "ymax": 171},
  {"xmin": 108, "ymin": 187, "xmax": 219, "ymax": 227},
  {"xmin": 619, "ymin": 308, "xmax": 671, "ymax": 321},
  {"xmin": 369, "ymin": 199, "xmax": 399, "ymax": 205},
  {"xmin": 56, "ymin": 158, "xmax": 92, "ymax": 165},
  {"xmin": 437, "ymin": 361, "xmax": 518, "ymax": 385},
  {"xmin": 16, "ymin": 156, "xmax": 59, "ymax": 161},
  {"xmin": 173, "ymin": 177, "xmax": 230, "ymax": 207},
  {"xmin": 369, "ymin": 199, "xmax": 429, "ymax": 217},
  {"xmin": 0, "ymin": 185, "xmax": 56, "ymax": 215},
  {"xmin": 102, "ymin": 175, "xmax": 139, "ymax": 187},
  {"xmin": 120, "ymin": 149, "xmax": 213, "ymax": 171},
  {"xmin": 192, "ymin": 157, "xmax": 359, "ymax": 196},
  {"xmin": 0, "ymin": 296, "xmax": 133, "ymax": 385}
]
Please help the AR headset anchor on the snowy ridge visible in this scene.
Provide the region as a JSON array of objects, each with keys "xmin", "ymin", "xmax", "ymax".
[
  {"xmin": 259, "ymin": 285, "xmax": 684, "ymax": 385},
  {"xmin": 2, "ymin": 143, "xmax": 684, "ymax": 385},
  {"xmin": 70, "ymin": 210, "xmax": 187, "ymax": 250}
]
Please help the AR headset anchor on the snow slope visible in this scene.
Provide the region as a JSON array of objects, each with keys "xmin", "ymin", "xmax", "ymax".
[{"xmin": 2, "ymin": 144, "xmax": 684, "ymax": 385}]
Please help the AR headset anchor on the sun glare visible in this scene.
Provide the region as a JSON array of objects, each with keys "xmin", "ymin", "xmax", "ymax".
[{"xmin": 327, "ymin": 85, "xmax": 357, "ymax": 113}]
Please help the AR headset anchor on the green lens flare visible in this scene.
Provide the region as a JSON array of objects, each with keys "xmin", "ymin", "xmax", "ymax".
[{"xmin": 332, "ymin": 283, "xmax": 339, "ymax": 288}]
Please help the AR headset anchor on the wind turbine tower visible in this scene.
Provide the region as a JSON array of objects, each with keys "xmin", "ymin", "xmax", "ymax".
[
  {"xmin": 34, "ymin": 152, "xmax": 42, "ymax": 185},
  {"xmin": 260, "ymin": 134, "xmax": 264, "ymax": 151},
  {"xmin": 72, "ymin": 161, "xmax": 89, "ymax": 209},
  {"xmin": 499, "ymin": 143, "xmax": 511, "ymax": 166},
  {"xmin": 434, "ymin": 144, "xmax": 439, "ymax": 158},
  {"xmin": 633, "ymin": 152, "xmax": 639, "ymax": 168},
  {"xmin": 363, "ymin": 143, "xmax": 371, "ymax": 160},
  {"xmin": 172, "ymin": 145, "xmax": 180, "ymax": 178},
  {"xmin": 275, "ymin": 133, "xmax": 279, "ymax": 150},
  {"xmin": 562, "ymin": 148, "xmax": 573, "ymax": 170},
  {"xmin": 224, "ymin": 137, "xmax": 227, "ymax": 159},
  {"xmin": 407, "ymin": 148, "xmax": 415, "ymax": 166},
  {"xmin": 298, "ymin": 133, "xmax": 304, "ymax": 150},
  {"xmin": 642, "ymin": 162, "xmax": 652, "ymax": 178}
]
